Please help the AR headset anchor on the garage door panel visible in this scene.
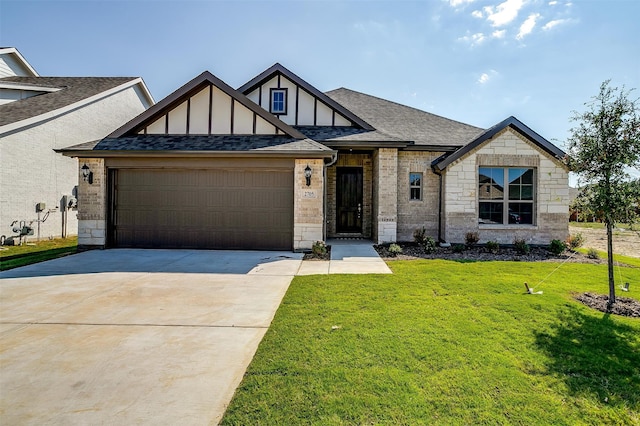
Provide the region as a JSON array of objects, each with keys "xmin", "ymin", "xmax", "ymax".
[{"xmin": 112, "ymin": 168, "xmax": 293, "ymax": 250}]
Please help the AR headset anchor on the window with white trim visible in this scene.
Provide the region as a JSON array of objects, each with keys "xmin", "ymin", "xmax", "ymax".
[
  {"xmin": 270, "ymin": 88, "xmax": 287, "ymax": 114},
  {"xmin": 478, "ymin": 167, "xmax": 534, "ymax": 225},
  {"xmin": 410, "ymin": 172, "xmax": 422, "ymax": 200}
]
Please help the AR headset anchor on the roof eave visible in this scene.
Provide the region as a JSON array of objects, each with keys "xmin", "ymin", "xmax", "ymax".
[{"xmin": 56, "ymin": 148, "xmax": 337, "ymax": 159}]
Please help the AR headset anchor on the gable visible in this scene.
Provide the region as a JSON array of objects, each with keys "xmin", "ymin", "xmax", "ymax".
[
  {"xmin": 0, "ymin": 48, "xmax": 39, "ymax": 78},
  {"xmin": 239, "ymin": 63, "xmax": 373, "ymax": 130},
  {"xmin": 110, "ymin": 71, "xmax": 305, "ymax": 139}
]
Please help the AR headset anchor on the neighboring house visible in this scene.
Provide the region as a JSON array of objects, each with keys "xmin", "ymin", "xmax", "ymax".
[
  {"xmin": 0, "ymin": 48, "xmax": 154, "ymax": 242},
  {"xmin": 58, "ymin": 63, "xmax": 569, "ymax": 251}
]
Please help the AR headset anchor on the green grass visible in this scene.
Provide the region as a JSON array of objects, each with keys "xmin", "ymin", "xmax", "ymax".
[
  {"xmin": 575, "ymin": 248, "xmax": 640, "ymax": 268},
  {"xmin": 222, "ymin": 260, "xmax": 640, "ymax": 425},
  {"xmin": 570, "ymin": 221, "xmax": 637, "ymax": 231},
  {"xmin": 0, "ymin": 237, "xmax": 78, "ymax": 271}
]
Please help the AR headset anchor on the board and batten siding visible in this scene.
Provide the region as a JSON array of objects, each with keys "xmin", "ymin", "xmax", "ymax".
[
  {"xmin": 139, "ymin": 84, "xmax": 280, "ymax": 135},
  {"xmin": 245, "ymin": 75, "xmax": 352, "ymax": 127}
]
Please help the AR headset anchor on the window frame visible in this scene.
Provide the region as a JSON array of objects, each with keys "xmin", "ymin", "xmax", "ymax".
[
  {"xmin": 409, "ymin": 172, "xmax": 422, "ymax": 201},
  {"xmin": 270, "ymin": 88, "xmax": 288, "ymax": 115},
  {"xmin": 478, "ymin": 167, "xmax": 536, "ymax": 226}
]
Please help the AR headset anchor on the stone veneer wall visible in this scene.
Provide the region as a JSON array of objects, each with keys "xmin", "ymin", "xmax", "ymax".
[
  {"xmin": 396, "ymin": 151, "xmax": 444, "ymax": 241},
  {"xmin": 373, "ymin": 148, "xmax": 398, "ymax": 244},
  {"xmin": 442, "ymin": 128, "xmax": 569, "ymax": 245},
  {"xmin": 293, "ymin": 158, "xmax": 324, "ymax": 251},
  {"xmin": 77, "ymin": 158, "xmax": 107, "ymax": 248},
  {"xmin": 326, "ymin": 153, "xmax": 373, "ymax": 238}
]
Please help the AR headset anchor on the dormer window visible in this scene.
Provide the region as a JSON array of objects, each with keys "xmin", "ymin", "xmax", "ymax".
[{"xmin": 270, "ymin": 88, "xmax": 287, "ymax": 114}]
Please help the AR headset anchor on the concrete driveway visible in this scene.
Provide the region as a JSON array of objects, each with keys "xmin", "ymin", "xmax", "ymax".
[{"xmin": 0, "ymin": 249, "xmax": 303, "ymax": 425}]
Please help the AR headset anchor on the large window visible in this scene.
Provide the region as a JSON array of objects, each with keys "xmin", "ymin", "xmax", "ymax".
[
  {"xmin": 270, "ymin": 88, "xmax": 287, "ymax": 114},
  {"xmin": 410, "ymin": 172, "xmax": 422, "ymax": 200},
  {"xmin": 478, "ymin": 167, "xmax": 534, "ymax": 225}
]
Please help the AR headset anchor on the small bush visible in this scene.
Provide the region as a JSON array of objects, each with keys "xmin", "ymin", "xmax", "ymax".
[
  {"xmin": 422, "ymin": 236, "xmax": 437, "ymax": 254},
  {"xmin": 587, "ymin": 248, "xmax": 599, "ymax": 259},
  {"xmin": 312, "ymin": 241, "xmax": 327, "ymax": 256},
  {"xmin": 513, "ymin": 238, "xmax": 530, "ymax": 255},
  {"xmin": 388, "ymin": 243, "xmax": 403, "ymax": 256},
  {"xmin": 413, "ymin": 227, "xmax": 427, "ymax": 244},
  {"xmin": 549, "ymin": 239, "xmax": 567, "ymax": 255},
  {"xmin": 567, "ymin": 233, "xmax": 585, "ymax": 249},
  {"xmin": 485, "ymin": 240, "xmax": 500, "ymax": 253},
  {"xmin": 452, "ymin": 243, "xmax": 465, "ymax": 253},
  {"xmin": 465, "ymin": 232, "xmax": 479, "ymax": 247}
]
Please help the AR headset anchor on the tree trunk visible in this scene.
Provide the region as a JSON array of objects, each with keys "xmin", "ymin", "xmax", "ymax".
[{"xmin": 606, "ymin": 220, "xmax": 616, "ymax": 308}]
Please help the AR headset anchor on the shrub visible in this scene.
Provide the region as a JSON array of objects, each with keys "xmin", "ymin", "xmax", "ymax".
[
  {"xmin": 413, "ymin": 227, "xmax": 427, "ymax": 244},
  {"xmin": 452, "ymin": 243, "xmax": 465, "ymax": 253},
  {"xmin": 567, "ymin": 233, "xmax": 585, "ymax": 249},
  {"xmin": 587, "ymin": 248, "xmax": 599, "ymax": 259},
  {"xmin": 312, "ymin": 241, "xmax": 327, "ymax": 256},
  {"xmin": 465, "ymin": 232, "xmax": 479, "ymax": 247},
  {"xmin": 388, "ymin": 243, "xmax": 403, "ymax": 256},
  {"xmin": 513, "ymin": 238, "xmax": 530, "ymax": 255},
  {"xmin": 485, "ymin": 240, "xmax": 500, "ymax": 253},
  {"xmin": 422, "ymin": 236, "xmax": 437, "ymax": 254},
  {"xmin": 549, "ymin": 239, "xmax": 567, "ymax": 255}
]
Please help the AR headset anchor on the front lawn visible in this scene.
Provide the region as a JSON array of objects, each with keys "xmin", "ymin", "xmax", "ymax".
[
  {"xmin": 222, "ymin": 260, "xmax": 640, "ymax": 425},
  {"xmin": 0, "ymin": 237, "xmax": 77, "ymax": 271}
]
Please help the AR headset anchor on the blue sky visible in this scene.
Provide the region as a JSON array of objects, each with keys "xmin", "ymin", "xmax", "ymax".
[{"xmin": 1, "ymin": 0, "xmax": 638, "ymax": 179}]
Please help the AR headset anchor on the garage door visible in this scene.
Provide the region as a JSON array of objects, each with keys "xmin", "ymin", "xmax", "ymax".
[{"xmin": 110, "ymin": 168, "xmax": 293, "ymax": 250}]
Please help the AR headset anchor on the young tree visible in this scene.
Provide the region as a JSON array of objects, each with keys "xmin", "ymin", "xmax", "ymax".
[{"xmin": 566, "ymin": 80, "xmax": 640, "ymax": 308}]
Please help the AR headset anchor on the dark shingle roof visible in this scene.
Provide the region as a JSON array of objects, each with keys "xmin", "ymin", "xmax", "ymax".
[
  {"xmin": 326, "ymin": 88, "xmax": 484, "ymax": 148},
  {"xmin": 294, "ymin": 126, "xmax": 406, "ymax": 144},
  {"xmin": 58, "ymin": 134, "xmax": 334, "ymax": 155},
  {"xmin": 0, "ymin": 77, "xmax": 141, "ymax": 127}
]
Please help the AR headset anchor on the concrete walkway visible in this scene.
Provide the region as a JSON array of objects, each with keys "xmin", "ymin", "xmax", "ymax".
[{"xmin": 297, "ymin": 239, "xmax": 392, "ymax": 275}]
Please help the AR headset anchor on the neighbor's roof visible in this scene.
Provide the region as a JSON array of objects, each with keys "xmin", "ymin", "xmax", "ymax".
[
  {"xmin": 326, "ymin": 88, "xmax": 484, "ymax": 149},
  {"xmin": 0, "ymin": 76, "xmax": 154, "ymax": 132},
  {"xmin": 57, "ymin": 134, "xmax": 335, "ymax": 158}
]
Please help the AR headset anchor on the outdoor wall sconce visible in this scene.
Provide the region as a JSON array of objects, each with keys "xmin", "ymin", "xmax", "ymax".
[
  {"xmin": 304, "ymin": 165, "xmax": 312, "ymax": 186},
  {"xmin": 81, "ymin": 163, "xmax": 93, "ymax": 184}
]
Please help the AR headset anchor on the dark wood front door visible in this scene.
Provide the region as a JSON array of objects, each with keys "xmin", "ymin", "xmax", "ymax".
[{"xmin": 336, "ymin": 167, "xmax": 363, "ymax": 233}]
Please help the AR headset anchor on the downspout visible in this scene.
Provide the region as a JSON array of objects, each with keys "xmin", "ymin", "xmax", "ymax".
[
  {"xmin": 323, "ymin": 152, "xmax": 338, "ymax": 241},
  {"xmin": 431, "ymin": 164, "xmax": 444, "ymax": 243}
]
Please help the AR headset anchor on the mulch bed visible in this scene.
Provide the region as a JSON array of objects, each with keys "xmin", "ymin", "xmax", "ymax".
[{"xmin": 575, "ymin": 292, "xmax": 640, "ymax": 317}]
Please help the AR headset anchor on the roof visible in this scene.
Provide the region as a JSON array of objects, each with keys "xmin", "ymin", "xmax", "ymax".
[
  {"xmin": 0, "ymin": 76, "xmax": 154, "ymax": 133},
  {"xmin": 294, "ymin": 125, "xmax": 408, "ymax": 147},
  {"xmin": 57, "ymin": 134, "xmax": 335, "ymax": 158},
  {"xmin": 0, "ymin": 47, "xmax": 39, "ymax": 77},
  {"xmin": 431, "ymin": 116, "xmax": 567, "ymax": 172},
  {"xmin": 325, "ymin": 88, "xmax": 484, "ymax": 148},
  {"xmin": 108, "ymin": 70, "xmax": 306, "ymax": 139},
  {"xmin": 238, "ymin": 63, "xmax": 375, "ymax": 131}
]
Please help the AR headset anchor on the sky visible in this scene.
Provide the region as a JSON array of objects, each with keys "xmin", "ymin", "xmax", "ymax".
[{"xmin": 1, "ymin": 0, "xmax": 639, "ymax": 181}]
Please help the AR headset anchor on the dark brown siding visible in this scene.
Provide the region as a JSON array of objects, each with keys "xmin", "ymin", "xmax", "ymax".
[{"xmin": 111, "ymin": 168, "xmax": 293, "ymax": 250}]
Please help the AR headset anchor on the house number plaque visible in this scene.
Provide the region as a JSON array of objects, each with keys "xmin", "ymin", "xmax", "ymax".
[{"xmin": 303, "ymin": 190, "xmax": 317, "ymax": 198}]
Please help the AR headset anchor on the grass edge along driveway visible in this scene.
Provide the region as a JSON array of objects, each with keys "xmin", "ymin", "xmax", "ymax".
[{"xmin": 222, "ymin": 259, "xmax": 640, "ymax": 425}]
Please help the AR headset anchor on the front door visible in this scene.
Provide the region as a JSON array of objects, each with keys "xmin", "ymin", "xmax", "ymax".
[{"xmin": 336, "ymin": 167, "xmax": 363, "ymax": 233}]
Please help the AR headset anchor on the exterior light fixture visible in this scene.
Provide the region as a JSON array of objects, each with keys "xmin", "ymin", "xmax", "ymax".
[
  {"xmin": 304, "ymin": 165, "xmax": 312, "ymax": 186},
  {"xmin": 81, "ymin": 163, "xmax": 93, "ymax": 184}
]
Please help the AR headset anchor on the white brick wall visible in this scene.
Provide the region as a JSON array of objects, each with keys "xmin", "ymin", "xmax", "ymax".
[
  {"xmin": 442, "ymin": 128, "xmax": 569, "ymax": 244},
  {"xmin": 0, "ymin": 86, "xmax": 148, "ymax": 242}
]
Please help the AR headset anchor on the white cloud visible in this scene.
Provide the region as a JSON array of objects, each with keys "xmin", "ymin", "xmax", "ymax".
[
  {"xmin": 517, "ymin": 13, "xmax": 540, "ymax": 39},
  {"xmin": 483, "ymin": 0, "xmax": 525, "ymax": 27},
  {"xmin": 449, "ymin": 0, "xmax": 475, "ymax": 7},
  {"xmin": 492, "ymin": 29, "xmax": 506, "ymax": 38},
  {"xmin": 471, "ymin": 10, "xmax": 483, "ymax": 18},
  {"xmin": 478, "ymin": 73, "xmax": 490, "ymax": 84},
  {"xmin": 542, "ymin": 19, "xmax": 567, "ymax": 30},
  {"xmin": 459, "ymin": 32, "xmax": 486, "ymax": 46},
  {"xmin": 548, "ymin": 0, "xmax": 557, "ymax": 4}
]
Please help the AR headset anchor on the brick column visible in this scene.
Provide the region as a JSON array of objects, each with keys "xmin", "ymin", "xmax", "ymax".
[
  {"xmin": 374, "ymin": 148, "xmax": 398, "ymax": 243},
  {"xmin": 293, "ymin": 159, "xmax": 324, "ymax": 251},
  {"xmin": 77, "ymin": 158, "xmax": 106, "ymax": 248}
]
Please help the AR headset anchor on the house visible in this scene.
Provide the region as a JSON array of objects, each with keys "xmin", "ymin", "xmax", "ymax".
[
  {"xmin": 0, "ymin": 47, "xmax": 154, "ymax": 243},
  {"xmin": 58, "ymin": 63, "xmax": 569, "ymax": 251}
]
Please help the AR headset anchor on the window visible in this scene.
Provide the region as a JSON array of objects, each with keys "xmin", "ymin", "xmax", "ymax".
[
  {"xmin": 410, "ymin": 172, "xmax": 422, "ymax": 200},
  {"xmin": 478, "ymin": 167, "xmax": 534, "ymax": 225},
  {"xmin": 270, "ymin": 88, "xmax": 287, "ymax": 114}
]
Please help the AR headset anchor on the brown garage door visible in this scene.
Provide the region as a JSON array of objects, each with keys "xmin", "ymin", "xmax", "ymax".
[{"xmin": 110, "ymin": 168, "xmax": 293, "ymax": 250}]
